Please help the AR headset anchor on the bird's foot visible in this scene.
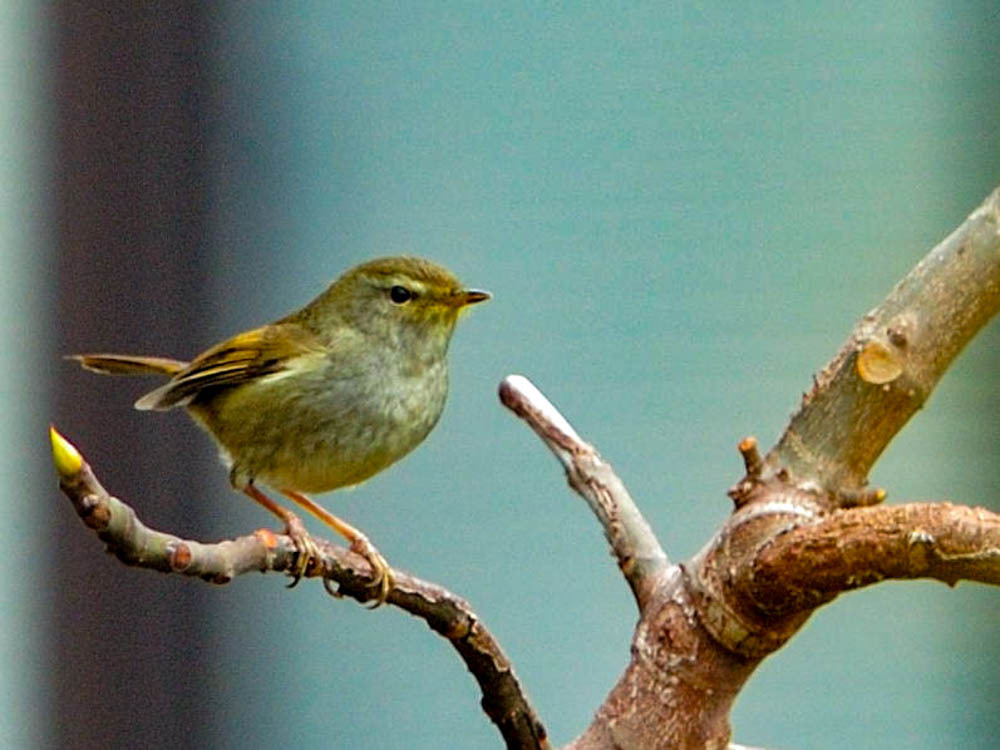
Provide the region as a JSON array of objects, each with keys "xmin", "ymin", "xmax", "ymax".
[
  {"xmin": 278, "ymin": 489, "xmax": 394, "ymax": 607},
  {"xmin": 319, "ymin": 536, "xmax": 393, "ymax": 605},
  {"xmin": 348, "ymin": 533, "xmax": 394, "ymax": 608},
  {"xmin": 283, "ymin": 515, "xmax": 321, "ymax": 588}
]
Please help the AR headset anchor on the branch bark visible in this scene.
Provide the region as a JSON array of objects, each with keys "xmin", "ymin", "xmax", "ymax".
[
  {"xmin": 762, "ymin": 187, "xmax": 1000, "ymax": 498},
  {"xmin": 746, "ymin": 501, "xmax": 1000, "ymax": 614}
]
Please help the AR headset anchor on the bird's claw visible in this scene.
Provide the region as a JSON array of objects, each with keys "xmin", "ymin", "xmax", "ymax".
[
  {"xmin": 322, "ymin": 577, "xmax": 343, "ymax": 598},
  {"xmin": 348, "ymin": 534, "xmax": 394, "ymax": 608},
  {"xmin": 283, "ymin": 516, "xmax": 321, "ymax": 588}
]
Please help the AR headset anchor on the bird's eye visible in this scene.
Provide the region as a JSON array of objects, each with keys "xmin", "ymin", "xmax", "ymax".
[{"xmin": 389, "ymin": 285, "xmax": 413, "ymax": 304}]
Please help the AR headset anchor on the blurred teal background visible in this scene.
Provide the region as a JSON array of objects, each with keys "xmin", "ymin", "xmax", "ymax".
[{"xmin": 3, "ymin": 2, "xmax": 998, "ymax": 748}]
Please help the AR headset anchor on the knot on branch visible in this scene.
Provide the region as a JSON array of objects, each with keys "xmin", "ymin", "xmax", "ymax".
[{"xmin": 690, "ymin": 484, "xmax": 826, "ymax": 657}]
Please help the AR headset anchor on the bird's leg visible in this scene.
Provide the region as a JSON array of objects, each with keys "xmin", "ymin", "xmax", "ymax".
[
  {"xmin": 281, "ymin": 489, "xmax": 394, "ymax": 607},
  {"xmin": 242, "ymin": 483, "xmax": 320, "ymax": 587}
]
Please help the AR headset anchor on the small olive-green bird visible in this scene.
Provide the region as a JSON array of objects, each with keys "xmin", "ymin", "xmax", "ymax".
[{"xmin": 73, "ymin": 256, "xmax": 490, "ymax": 605}]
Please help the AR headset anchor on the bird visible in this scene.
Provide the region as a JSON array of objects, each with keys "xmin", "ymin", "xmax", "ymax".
[{"xmin": 71, "ymin": 256, "xmax": 490, "ymax": 605}]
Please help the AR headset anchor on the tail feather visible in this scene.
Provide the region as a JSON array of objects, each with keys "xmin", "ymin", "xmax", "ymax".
[{"xmin": 69, "ymin": 354, "xmax": 188, "ymax": 377}]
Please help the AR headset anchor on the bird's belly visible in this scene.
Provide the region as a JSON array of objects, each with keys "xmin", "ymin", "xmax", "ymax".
[
  {"xmin": 192, "ymin": 366, "xmax": 448, "ymax": 494},
  {"xmin": 257, "ymin": 406, "xmax": 437, "ymax": 493}
]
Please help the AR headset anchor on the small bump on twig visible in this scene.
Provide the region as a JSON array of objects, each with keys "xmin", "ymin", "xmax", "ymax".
[
  {"xmin": 728, "ymin": 436, "xmax": 763, "ymax": 508},
  {"xmin": 835, "ymin": 486, "xmax": 888, "ymax": 508},
  {"xmin": 738, "ymin": 436, "xmax": 762, "ymax": 478}
]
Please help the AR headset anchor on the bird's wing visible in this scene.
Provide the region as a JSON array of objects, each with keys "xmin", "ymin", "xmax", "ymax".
[{"xmin": 134, "ymin": 323, "xmax": 326, "ymax": 411}]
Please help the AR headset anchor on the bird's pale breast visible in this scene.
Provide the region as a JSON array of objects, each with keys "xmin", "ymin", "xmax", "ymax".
[{"xmin": 190, "ymin": 353, "xmax": 449, "ymax": 494}]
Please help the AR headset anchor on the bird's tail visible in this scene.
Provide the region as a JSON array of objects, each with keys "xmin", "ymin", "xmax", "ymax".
[{"xmin": 68, "ymin": 354, "xmax": 189, "ymax": 377}]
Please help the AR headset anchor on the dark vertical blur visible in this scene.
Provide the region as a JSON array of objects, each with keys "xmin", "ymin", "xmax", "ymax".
[{"xmin": 52, "ymin": 4, "xmax": 213, "ymax": 747}]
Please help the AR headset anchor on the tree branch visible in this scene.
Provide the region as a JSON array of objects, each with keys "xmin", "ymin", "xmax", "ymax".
[
  {"xmin": 505, "ymin": 188, "xmax": 1000, "ymax": 749},
  {"xmin": 498, "ymin": 375, "xmax": 669, "ymax": 611},
  {"xmin": 498, "ymin": 380, "xmax": 757, "ymax": 748},
  {"xmin": 762, "ymin": 187, "xmax": 1000, "ymax": 498},
  {"xmin": 745, "ymin": 501, "xmax": 1000, "ymax": 614},
  {"xmin": 49, "ymin": 427, "xmax": 550, "ymax": 750}
]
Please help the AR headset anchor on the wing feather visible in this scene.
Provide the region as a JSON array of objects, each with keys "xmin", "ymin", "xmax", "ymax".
[{"xmin": 134, "ymin": 324, "xmax": 325, "ymax": 410}]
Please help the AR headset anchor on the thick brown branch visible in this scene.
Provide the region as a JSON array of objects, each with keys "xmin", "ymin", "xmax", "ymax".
[
  {"xmin": 52, "ymin": 429, "xmax": 549, "ymax": 750},
  {"xmin": 745, "ymin": 502, "xmax": 1000, "ymax": 614},
  {"xmin": 510, "ymin": 191, "xmax": 1000, "ymax": 749},
  {"xmin": 567, "ymin": 565, "xmax": 761, "ymax": 750},
  {"xmin": 764, "ymin": 187, "xmax": 1000, "ymax": 497},
  {"xmin": 499, "ymin": 374, "xmax": 669, "ymax": 610}
]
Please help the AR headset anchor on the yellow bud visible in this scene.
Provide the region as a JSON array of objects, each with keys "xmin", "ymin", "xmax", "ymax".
[{"xmin": 49, "ymin": 425, "xmax": 83, "ymax": 477}]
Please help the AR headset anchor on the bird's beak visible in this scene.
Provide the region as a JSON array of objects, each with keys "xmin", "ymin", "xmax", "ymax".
[{"xmin": 456, "ymin": 289, "xmax": 491, "ymax": 307}]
